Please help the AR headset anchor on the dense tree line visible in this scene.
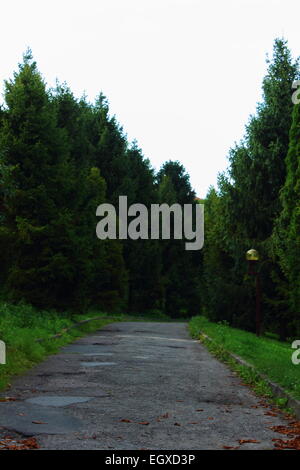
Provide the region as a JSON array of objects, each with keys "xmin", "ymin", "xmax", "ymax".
[
  {"xmin": 201, "ymin": 38, "xmax": 300, "ymax": 339},
  {"xmin": 2, "ymin": 39, "xmax": 299, "ymax": 337},
  {"xmin": 0, "ymin": 50, "xmax": 201, "ymax": 318}
]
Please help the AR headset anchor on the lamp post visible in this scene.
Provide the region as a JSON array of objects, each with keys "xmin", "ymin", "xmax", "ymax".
[{"xmin": 246, "ymin": 249, "xmax": 261, "ymax": 337}]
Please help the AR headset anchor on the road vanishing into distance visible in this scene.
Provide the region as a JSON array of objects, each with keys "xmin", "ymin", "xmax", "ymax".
[{"xmin": 0, "ymin": 322, "xmax": 291, "ymax": 450}]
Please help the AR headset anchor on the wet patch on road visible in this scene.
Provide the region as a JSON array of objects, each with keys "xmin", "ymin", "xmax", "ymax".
[{"xmin": 25, "ymin": 396, "xmax": 93, "ymax": 407}]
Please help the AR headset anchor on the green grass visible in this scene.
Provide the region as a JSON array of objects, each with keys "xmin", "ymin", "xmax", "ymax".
[
  {"xmin": 189, "ymin": 316, "xmax": 300, "ymax": 401},
  {"xmin": 0, "ymin": 302, "xmax": 172, "ymax": 392}
]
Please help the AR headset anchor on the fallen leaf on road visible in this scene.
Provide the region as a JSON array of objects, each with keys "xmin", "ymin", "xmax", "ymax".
[
  {"xmin": 238, "ymin": 439, "xmax": 260, "ymax": 444},
  {"xmin": 258, "ymin": 401, "xmax": 269, "ymax": 408},
  {"xmin": 264, "ymin": 411, "xmax": 278, "ymax": 417},
  {"xmin": 223, "ymin": 446, "xmax": 240, "ymax": 450},
  {"xmin": 120, "ymin": 419, "xmax": 132, "ymax": 423},
  {"xmin": 174, "ymin": 422, "xmax": 181, "ymax": 426},
  {"xmin": 283, "ymin": 414, "xmax": 294, "ymax": 421},
  {"xmin": 32, "ymin": 421, "xmax": 47, "ymax": 425},
  {"xmin": 196, "ymin": 409, "xmax": 203, "ymax": 412},
  {"xmin": 138, "ymin": 421, "xmax": 150, "ymax": 425}
]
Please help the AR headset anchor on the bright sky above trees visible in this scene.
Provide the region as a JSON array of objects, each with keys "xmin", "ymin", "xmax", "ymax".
[{"xmin": 1, "ymin": 0, "xmax": 299, "ymax": 196}]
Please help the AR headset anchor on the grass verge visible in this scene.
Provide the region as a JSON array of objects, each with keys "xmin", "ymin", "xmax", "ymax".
[{"xmin": 189, "ymin": 316, "xmax": 300, "ymax": 404}]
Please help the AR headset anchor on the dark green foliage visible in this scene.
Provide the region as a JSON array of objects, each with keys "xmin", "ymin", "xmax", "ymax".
[
  {"xmin": 0, "ymin": 51, "xmax": 127, "ymax": 312},
  {"xmin": 157, "ymin": 160, "xmax": 196, "ymax": 204},
  {"xmin": 272, "ymin": 101, "xmax": 300, "ymax": 334},
  {"xmin": 2, "ymin": 38, "xmax": 300, "ymax": 337},
  {"xmin": 0, "ymin": 50, "xmax": 201, "ymax": 318},
  {"xmin": 156, "ymin": 161, "xmax": 202, "ymax": 318},
  {"xmin": 0, "ymin": 50, "xmax": 75, "ymax": 308},
  {"xmin": 200, "ymin": 38, "xmax": 300, "ymax": 337}
]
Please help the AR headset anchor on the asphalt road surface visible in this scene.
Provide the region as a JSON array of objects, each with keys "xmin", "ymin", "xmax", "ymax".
[{"xmin": 0, "ymin": 322, "xmax": 291, "ymax": 450}]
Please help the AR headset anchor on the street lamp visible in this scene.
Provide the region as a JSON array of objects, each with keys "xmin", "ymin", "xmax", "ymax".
[{"xmin": 246, "ymin": 249, "xmax": 262, "ymax": 337}]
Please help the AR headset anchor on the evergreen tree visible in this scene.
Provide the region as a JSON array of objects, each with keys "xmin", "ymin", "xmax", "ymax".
[
  {"xmin": 0, "ymin": 50, "xmax": 202, "ymax": 319},
  {"xmin": 0, "ymin": 50, "xmax": 73, "ymax": 307},
  {"xmin": 0, "ymin": 50, "xmax": 112, "ymax": 311},
  {"xmin": 121, "ymin": 142, "xmax": 163, "ymax": 314},
  {"xmin": 52, "ymin": 84, "xmax": 128, "ymax": 312},
  {"xmin": 272, "ymin": 100, "xmax": 300, "ymax": 335},
  {"xmin": 200, "ymin": 38, "xmax": 299, "ymax": 334},
  {"xmin": 157, "ymin": 161, "xmax": 201, "ymax": 318}
]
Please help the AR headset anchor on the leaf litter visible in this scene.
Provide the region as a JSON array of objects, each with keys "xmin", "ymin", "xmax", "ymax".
[{"xmin": 0, "ymin": 437, "xmax": 39, "ymax": 450}]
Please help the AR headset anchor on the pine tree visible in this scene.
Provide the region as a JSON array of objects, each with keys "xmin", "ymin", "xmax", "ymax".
[
  {"xmin": 0, "ymin": 50, "xmax": 78, "ymax": 308},
  {"xmin": 200, "ymin": 38, "xmax": 299, "ymax": 334},
  {"xmin": 273, "ymin": 101, "xmax": 300, "ymax": 335},
  {"xmin": 157, "ymin": 161, "xmax": 201, "ymax": 318}
]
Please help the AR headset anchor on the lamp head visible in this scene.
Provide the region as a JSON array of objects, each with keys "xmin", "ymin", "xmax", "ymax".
[{"xmin": 246, "ymin": 249, "xmax": 259, "ymax": 261}]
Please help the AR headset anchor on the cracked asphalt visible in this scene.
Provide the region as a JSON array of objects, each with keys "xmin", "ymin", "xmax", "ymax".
[{"xmin": 0, "ymin": 322, "xmax": 291, "ymax": 450}]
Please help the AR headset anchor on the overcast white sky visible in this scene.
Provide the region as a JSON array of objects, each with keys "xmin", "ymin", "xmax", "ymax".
[{"xmin": 1, "ymin": 0, "xmax": 299, "ymax": 197}]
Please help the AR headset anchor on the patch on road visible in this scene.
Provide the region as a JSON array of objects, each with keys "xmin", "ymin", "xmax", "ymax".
[
  {"xmin": 0, "ymin": 403, "xmax": 83, "ymax": 436},
  {"xmin": 25, "ymin": 396, "xmax": 93, "ymax": 407}
]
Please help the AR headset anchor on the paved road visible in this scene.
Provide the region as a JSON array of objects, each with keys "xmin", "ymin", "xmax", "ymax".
[{"xmin": 0, "ymin": 322, "xmax": 290, "ymax": 450}]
